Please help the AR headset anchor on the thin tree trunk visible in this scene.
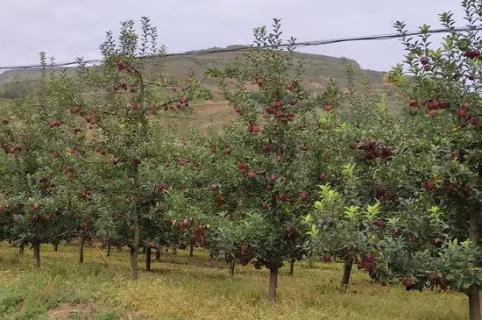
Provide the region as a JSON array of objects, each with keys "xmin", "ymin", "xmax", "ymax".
[
  {"xmin": 32, "ymin": 240, "xmax": 41, "ymax": 268},
  {"xmin": 19, "ymin": 244, "xmax": 24, "ymax": 255},
  {"xmin": 268, "ymin": 268, "xmax": 279, "ymax": 302},
  {"xmin": 145, "ymin": 246, "xmax": 152, "ymax": 272},
  {"xmin": 229, "ymin": 258, "xmax": 235, "ymax": 276},
  {"xmin": 155, "ymin": 248, "xmax": 161, "ymax": 261},
  {"xmin": 132, "ymin": 219, "xmax": 140, "ymax": 280},
  {"xmin": 189, "ymin": 242, "xmax": 194, "ymax": 257},
  {"xmin": 289, "ymin": 259, "xmax": 295, "ymax": 276},
  {"xmin": 79, "ymin": 237, "xmax": 84, "ymax": 264},
  {"xmin": 107, "ymin": 244, "xmax": 111, "ymax": 257},
  {"xmin": 130, "ymin": 214, "xmax": 140, "ymax": 280},
  {"xmin": 468, "ymin": 211, "xmax": 480, "ymax": 320},
  {"xmin": 129, "ymin": 246, "xmax": 138, "ymax": 280},
  {"xmin": 53, "ymin": 242, "xmax": 59, "ymax": 252},
  {"xmin": 341, "ymin": 255, "xmax": 354, "ymax": 289}
]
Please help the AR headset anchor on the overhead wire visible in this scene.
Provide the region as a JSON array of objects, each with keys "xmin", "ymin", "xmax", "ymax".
[{"xmin": 0, "ymin": 25, "xmax": 481, "ymax": 71}]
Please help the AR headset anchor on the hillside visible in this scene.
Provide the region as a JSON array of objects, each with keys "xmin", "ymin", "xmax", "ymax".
[
  {"xmin": 0, "ymin": 47, "xmax": 390, "ymax": 131},
  {"xmin": 0, "ymin": 47, "xmax": 385, "ymax": 88}
]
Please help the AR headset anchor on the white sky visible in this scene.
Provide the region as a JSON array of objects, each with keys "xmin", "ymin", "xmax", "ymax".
[{"xmin": 0, "ymin": 0, "xmax": 466, "ymax": 71}]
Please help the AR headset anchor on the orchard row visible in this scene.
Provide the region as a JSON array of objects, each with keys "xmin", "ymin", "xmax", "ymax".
[{"xmin": 0, "ymin": 2, "xmax": 481, "ymax": 319}]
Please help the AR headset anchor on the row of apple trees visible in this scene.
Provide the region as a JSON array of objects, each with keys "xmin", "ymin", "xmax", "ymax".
[
  {"xmin": 303, "ymin": 2, "xmax": 482, "ymax": 318},
  {"xmin": 0, "ymin": 1, "xmax": 480, "ymax": 318}
]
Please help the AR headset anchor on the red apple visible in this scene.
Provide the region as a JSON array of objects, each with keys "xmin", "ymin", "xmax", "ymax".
[
  {"xmin": 457, "ymin": 106, "xmax": 469, "ymax": 119},
  {"xmin": 420, "ymin": 56, "xmax": 430, "ymax": 65},
  {"xmin": 238, "ymin": 162, "xmax": 249, "ymax": 174},
  {"xmin": 468, "ymin": 116, "xmax": 481, "ymax": 127},
  {"xmin": 247, "ymin": 171, "xmax": 257, "ymax": 179},
  {"xmin": 248, "ymin": 123, "xmax": 261, "ymax": 135},
  {"xmin": 319, "ymin": 173, "xmax": 327, "ymax": 182},
  {"xmin": 157, "ymin": 183, "xmax": 169, "ymax": 193},
  {"xmin": 359, "ymin": 253, "xmax": 375, "ymax": 270},
  {"xmin": 424, "ymin": 180, "xmax": 436, "ymax": 192},
  {"xmin": 426, "ymin": 100, "xmax": 440, "ymax": 110},
  {"xmin": 299, "ymin": 191, "xmax": 310, "ymax": 202}
]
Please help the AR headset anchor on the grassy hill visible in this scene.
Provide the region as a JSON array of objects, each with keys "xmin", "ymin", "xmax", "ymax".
[
  {"xmin": 0, "ymin": 47, "xmax": 386, "ymax": 88},
  {"xmin": 0, "ymin": 47, "xmax": 391, "ymax": 131}
]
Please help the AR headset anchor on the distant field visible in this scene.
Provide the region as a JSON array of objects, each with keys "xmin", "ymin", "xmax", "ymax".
[{"xmin": 0, "ymin": 243, "xmax": 466, "ymax": 320}]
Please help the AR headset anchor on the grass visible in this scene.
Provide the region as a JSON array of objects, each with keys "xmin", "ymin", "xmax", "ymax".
[{"xmin": 0, "ymin": 242, "xmax": 467, "ymax": 320}]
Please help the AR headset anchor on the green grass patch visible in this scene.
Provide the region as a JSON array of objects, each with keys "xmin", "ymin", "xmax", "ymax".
[{"xmin": 0, "ymin": 242, "xmax": 467, "ymax": 320}]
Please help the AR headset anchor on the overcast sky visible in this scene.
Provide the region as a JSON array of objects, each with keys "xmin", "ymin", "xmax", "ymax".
[{"xmin": 0, "ymin": 1, "xmax": 466, "ymax": 72}]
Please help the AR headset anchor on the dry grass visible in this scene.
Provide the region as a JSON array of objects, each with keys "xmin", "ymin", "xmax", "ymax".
[{"xmin": 0, "ymin": 242, "xmax": 468, "ymax": 320}]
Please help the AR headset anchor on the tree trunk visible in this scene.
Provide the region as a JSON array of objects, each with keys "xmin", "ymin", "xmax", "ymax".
[
  {"xmin": 53, "ymin": 242, "xmax": 59, "ymax": 252},
  {"xmin": 32, "ymin": 240, "xmax": 41, "ymax": 268},
  {"xmin": 132, "ymin": 217, "xmax": 140, "ymax": 280},
  {"xmin": 341, "ymin": 255, "xmax": 354, "ymax": 289},
  {"xmin": 189, "ymin": 242, "xmax": 194, "ymax": 257},
  {"xmin": 468, "ymin": 287, "xmax": 481, "ymax": 320},
  {"xmin": 130, "ymin": 246, "xmax": 138, "ymax": 280},
  {"xmin": 468, "ymin": 211, "xmax": 480, "ymax": 320},
  {"xmin": 145, "ymin": 246, "xmax": 152, "ymax": 272},
  {"xmin": 289, "ymin": 259, "xmax": 295, "ymax": 276},
  {"xmin": 19, "ymin": 244, "xmax": 24, "ymax": 255},
  {"xmin": 155, "ymin": 248, "xmax": 161, "ymax": 261},
  {"xmin": 268, "ymin": 268, "xmax": 279, "ymax": 302},
  {"xmin": 229, "ymin": 258, "xmax": 235, "ymax": 276},
  {"xmin": 79, "ymin": 237, "xmax": 84, "ymax": 264},
  {"xmin": 107, "ymin": 244, "xmax": 111, "ymax": 257}
]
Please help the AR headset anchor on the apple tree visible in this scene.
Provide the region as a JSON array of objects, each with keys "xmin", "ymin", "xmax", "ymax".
[
  {"xmin": 388, "ymin": 2, "xmax": 482, "ymax": 318},
  {"xmin": 207, "ymin": 19, "xmax": 323, "ymax": 301},
  {"xmin": 77, "ymin": 17, "xmax": 210, "ymax": 279},
  {"xmin": 0, "ymin": 56, "xmax": 86, "ymax": 267}
]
